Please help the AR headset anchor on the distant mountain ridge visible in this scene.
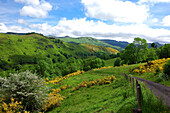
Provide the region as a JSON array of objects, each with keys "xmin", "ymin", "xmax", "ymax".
[
  {"xmin": 100, "ymin": 39, "xmax": 164, "ymax": 48},
  {"xmin": 100, "ymin": 39, "xmax": 129, "ymax": 48},
  {"xmin": 55, "ymin": 36, "xmax": 164, "ymax": 50}
]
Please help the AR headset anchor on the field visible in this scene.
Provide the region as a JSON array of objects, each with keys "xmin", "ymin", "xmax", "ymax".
[
  {"xmin": 104, "ymin": 58, "xmax": 117, "ymax": 67},
  {"xmin": 46, "ymin": 64, "xmax": 169, "ymax": 113}
]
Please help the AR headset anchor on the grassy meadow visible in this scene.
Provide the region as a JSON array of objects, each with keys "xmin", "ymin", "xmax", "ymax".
[{"xmin": 47, "ymin": 64, "xmax": 169, "ymax": 113}]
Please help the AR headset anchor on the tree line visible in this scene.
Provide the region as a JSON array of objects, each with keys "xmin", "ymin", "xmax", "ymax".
[{"xmin": 115, "ymin": 37, "xmax": 170, "ymax": 66}]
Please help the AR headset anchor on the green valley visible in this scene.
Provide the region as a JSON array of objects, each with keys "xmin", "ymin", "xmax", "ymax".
[{"xmin": 0, "ymin": 33, "xmax": 170, "ymax": 113}]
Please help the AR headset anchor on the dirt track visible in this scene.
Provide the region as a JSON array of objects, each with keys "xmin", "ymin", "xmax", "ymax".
[{"xmin": 134, "ymin": 77, "xmax": 170, "ymax": 109}]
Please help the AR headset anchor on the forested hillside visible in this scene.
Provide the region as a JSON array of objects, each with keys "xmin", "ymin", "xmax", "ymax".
[{"xmin": 0, "ymin": 33, "xmax": 118, "ymax": 77}]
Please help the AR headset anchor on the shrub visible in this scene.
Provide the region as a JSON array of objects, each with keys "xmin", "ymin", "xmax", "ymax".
[
  {"xmin": 155, "ymin": 67, "xmax": 161, "ymax": 75},
  {"xmin": 163, "ymin": 60, "xmax": 170, "ymax": 78},
  {"xmin": 114, "ymin": 58, "xmax": 121, "ymax": 66},
  {"xmin": 0, "ymin": 70, "xmax": 49, "ymax": 112},
  {"xmin": 0, "ymin": 98, "xmax": 23, "ymax": 113}
]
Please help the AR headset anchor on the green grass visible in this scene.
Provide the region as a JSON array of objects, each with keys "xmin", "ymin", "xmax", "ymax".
[
  {"xmin": 0, "ymin": 33, "xmax": 118, "ymax": 64},
  {"xmin": 48, "ymin": 65, "xmax": 169, "ymax": 113},
  {"xmin": 105, "ymin": 58, "xmax": 117, "ymax": 67}
]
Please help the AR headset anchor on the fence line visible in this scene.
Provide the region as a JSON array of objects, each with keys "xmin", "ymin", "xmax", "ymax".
[{"xmin": 123, "ymin": 73, "xmax": 142, "ymax": 113}]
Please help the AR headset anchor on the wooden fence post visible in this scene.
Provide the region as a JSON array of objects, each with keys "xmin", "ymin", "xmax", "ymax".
[
  {"xmin": 137, "ymin": 84, "xmax": 142, "ymax": 109},
  {"xmin": 133, "ymin": 79, "xmax": 142, "ymax": 113},
  {"xmin": 123, "ymin": 73, "xmax": 128, "ymax": 81},
  {"xmin": 136, "ymin": 79, "xmax": 138, "ymax": 88},
  {"xmin": 133, "ymin": 77, "xmax": 135, "ymax": 93},
  {"xmin": 132, "ymin": 108, "xmax": 142, "ymax": 113}
]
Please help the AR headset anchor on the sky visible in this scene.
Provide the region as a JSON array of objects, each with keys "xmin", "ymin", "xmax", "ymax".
[{"xmin": 0, "ymin": 0, "xmax": 170, "ymax": 43}]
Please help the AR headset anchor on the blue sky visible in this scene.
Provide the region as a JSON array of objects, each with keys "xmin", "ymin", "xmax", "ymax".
[{"xmin": 0, "ymin": 0, "xmax": 170, "ymax": 43}]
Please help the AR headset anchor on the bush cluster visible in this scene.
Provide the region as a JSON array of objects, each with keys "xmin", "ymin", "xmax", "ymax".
[
  {"xmin": 163, "ymin": 60, "xmax": 170, "ymax": 78},
  {"xmin": 0, "ymin": 70, "xmax": 48, "ymax": 112},
  {"xmin": 114, "ymin": 58, "xmax": 121, "ymax": 66}
]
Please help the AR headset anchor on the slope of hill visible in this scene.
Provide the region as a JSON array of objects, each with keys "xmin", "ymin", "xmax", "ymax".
[
  {"xmin": 0, "ymin": 33, "xmax": 80, "ymax": 63},
  {"xmin": 0, "ymin": 33, "xmax": 119, "ymax": 64},
  {"xmin": 82, "ymin": 43, "xmax": 119, "ymax": 54},
  {"xmin": 55, "ymin": 37, "xmax": 123, "ymax": 51}
]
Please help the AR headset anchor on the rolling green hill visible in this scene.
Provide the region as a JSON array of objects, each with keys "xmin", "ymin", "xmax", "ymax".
[
  {"xmin": 0, "ymin": 33, "xmax": 85, "ymax": 63},
  {"xmin": 0, "ymin": 33, "xmax": 120, "ymax": 77},
  {"xmin": 0, "ymin": 33, "xmax": 119, "ymax": 64},
  {"xmin": 55, "ymin": 37, "xmax": 123, "ymax": 51}
]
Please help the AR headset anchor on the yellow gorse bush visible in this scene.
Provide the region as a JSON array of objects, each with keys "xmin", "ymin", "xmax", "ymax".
[
  {"xmin": 0, "ymin": 98, "xmax": 25, "ymax": 113},
  {"xmin": 60, "ymin": 85, "xmax": 70, "ymax": 90},
  {"xmin": 51, "ymin": 85, "xmax": 70, "ymax": 94},
  {"xmin": 132, "ymin": 58, "xmax": 170, "ymax": 74},
  {"xmin": 92, "ymin": 66, "xmax": 113, "ymax": 71},
  {"xmin": 72, "ymin": 75, "xmax": 117, "ymax": 91},
  {"xmin": 42, "ymin": 91, "xmax": 65, "ymax": 112},
  {"xmin": 43, "ymin": 71, "xmax": 84, "ymax": 111},
  {"xmin": 46, "ymin": 71, "xmax": 85, "ymax": 85}
]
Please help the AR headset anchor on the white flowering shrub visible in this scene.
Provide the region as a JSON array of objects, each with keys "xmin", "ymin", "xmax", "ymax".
[{"xmin": 0, "ymin": 70, "xmax": 49, "ymax": 112}]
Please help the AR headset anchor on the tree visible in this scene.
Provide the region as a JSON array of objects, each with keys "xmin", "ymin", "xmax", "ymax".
[
  {"xmin": 120, "ymin": 37, "xmax": 148, "ymax": 64},
  {"xmin": 90, "ymin": 58, "xmax": 104, "ymax": 69},
  {"xmin": 151, "ymin": 43, "xmax": 157, "ymax": 48},
  {"xmin": 146, "ymin": 48, "xmax": 158, "ymax": 61},
  {"xmin": 120, "ymin": 43, "xmax": 137, "ymax": 64},
  {"xmin": 114, "ymin": 58, "xmax": 121, "ymax": 66},
  {"xmin": 133, "ymin": 37, "xmax": 148, "ymax": 63},
  {"xmin": 35, "ymin": 58, "xmax": 54, "ymax": 77},
  {"xmin": 163, "ymin": 60, "xmax": 170, "ymax": 77},
  {"xmin": 159, "ymin": 44, "xmax": 170, "ymax": 58}
]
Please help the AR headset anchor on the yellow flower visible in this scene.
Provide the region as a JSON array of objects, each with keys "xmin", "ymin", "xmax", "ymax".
[
  {"xmin": 11, "ymin": 97, "xmax": 14, "ymax": 102},
  {"xmin": 46, "ymin": 78, "xmax": 49, "ymax": 81}
]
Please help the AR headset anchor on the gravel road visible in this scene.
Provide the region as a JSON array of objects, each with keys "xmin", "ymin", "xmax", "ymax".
[{"xmin": 134, "ymin": 77, "xmax": 170, "ymax": 110}]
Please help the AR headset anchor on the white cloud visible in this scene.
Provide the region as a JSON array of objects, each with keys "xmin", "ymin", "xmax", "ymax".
[
  {"xmin": 151, "ymin": 18, "xmax": 158, "ymax": 23},
  {"xmin": 162, "ymin": 15, "xmax": 170, "ymax": 26},
  {"xmin": 18, "ymin": 19, "xmax": 29, "ymax": 25},
  {"xmin": 8, "ymin": 25, "xmax": 34, "ymax": 33},
  {"xmin": 28, "ymin": 18, "xmax": 170, "ymax": 43},
  {"xmin": 29, "ymin": 23, "xmax": 53, "ymax": 33},
  {"xmin": 138, "ymin": 0, "xmax": 170, "ymax": 4},
  {"xmin": 15, "ymin": 0, "xmax": 52, "ymax": 18},
  {"xmin": 0, "ymin": 23, "xmax": 8, "ymax": 33},
  {"xmin": 1, "ymin": 18, "xmax": 170, "ymax": 43},
  {"xmin": 81, "ymin": 0, "xmax": 149, "ymax": 23},
  {"xmin": 0, "ymin": 23, "xmax": 34, "ymax": 33},
  {"xmin": 14, "ymin": 0, "xmax": 40, "ymax": 6}
]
